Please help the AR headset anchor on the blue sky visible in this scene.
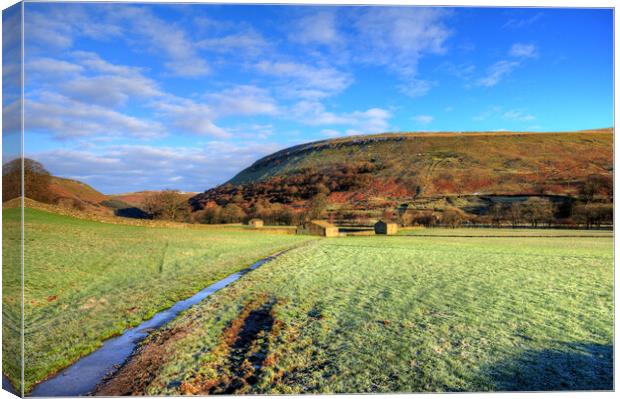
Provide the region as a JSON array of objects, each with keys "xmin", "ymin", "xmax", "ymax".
[{"xmin": 13, "ymin": 3, "xmax": 614, "ymax": 194}]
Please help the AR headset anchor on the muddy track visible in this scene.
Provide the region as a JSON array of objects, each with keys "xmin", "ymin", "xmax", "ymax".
[
  {"xmin": 94, "ymin": 324, "xmax": 190, "ymax": 395},
  {"xmin": 94, "ymin": 296, "xmax": 280, "ymax": 396}
]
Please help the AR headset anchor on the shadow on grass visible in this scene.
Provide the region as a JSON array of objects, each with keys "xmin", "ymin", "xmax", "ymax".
[
  {"xmin": 114, "ymin": 207, "xmax": 151, "ymax": 219},
  {"xmin": 487, "ymin": 342, "xmax": 613, "ymax": 391}
]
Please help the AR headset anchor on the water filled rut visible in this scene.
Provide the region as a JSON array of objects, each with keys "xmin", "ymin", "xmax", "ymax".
[{"xmin": 28, "ymin": 252, "xmax": 284, "ymax": 397}]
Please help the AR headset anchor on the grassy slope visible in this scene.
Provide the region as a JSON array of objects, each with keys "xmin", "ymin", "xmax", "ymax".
[
  {"xmin": 3, "ymin": 208, "xmax": 315, "ymax": 392},
  {"xmin": 398, "ymin": 228, "xmax": 614, "ymax": 237},
  {"xmin": 133, "ymin": 234, "xmax": 612, "ymax": 394},
  {"xmin": 227, "ymin": 129, "xmax": 613, "ymax": 197},
  {"xmin": 2, "ymin": 205, "xmax": 22, "ymax": 394},
  {"xmin": 48, "ymin": 176, "xmax": 108, "ymax": 204}
]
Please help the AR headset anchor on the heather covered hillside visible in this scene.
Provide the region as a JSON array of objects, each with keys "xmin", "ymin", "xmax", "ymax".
[
  {"xmin": 228, "ymin": 129, "xmax": 612, "ymax": 195},
  {"xmin": 189, "ymin": 129, "xmax": 613, "ymax": 225}
]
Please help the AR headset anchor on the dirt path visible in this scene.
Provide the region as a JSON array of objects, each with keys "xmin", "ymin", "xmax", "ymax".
[{"xmin": 94, "ymin": 296, "xmax": 280, "ymax": 395}]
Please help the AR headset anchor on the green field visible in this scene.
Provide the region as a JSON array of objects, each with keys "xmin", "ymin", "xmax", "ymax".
[
  {"xmin": 398, "ymin": 227, "xmax": 614, "ymax": 237},
  {"xmin": 106, "ymin": 234, "xmax": 613, "ymax": 394},
  {"xmin": 2, "ymin": 208, "xmax": 315, "ymax": 392}
]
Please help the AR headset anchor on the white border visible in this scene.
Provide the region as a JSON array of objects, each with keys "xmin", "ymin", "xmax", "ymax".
[{"xmin": 0, "ymin": 1, "xmax": 616, "ymax": 399}]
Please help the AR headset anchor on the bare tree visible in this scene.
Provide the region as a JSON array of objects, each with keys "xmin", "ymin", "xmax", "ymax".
[
  {"xmin": 522, "ymin": 198, "xmax": 555, "ymax": 227},
  {"xmin": 142, "ymin": 190, "xmax": 188, "ymax": 221},
  {"xmin": 580, "ymin": 174, "xmax": 613, "ymax": 203},
  {"xmin": 2, "ymin": 158, "xmax": 52, "ymax": 203},
  {"xmin": 488, "ymin": 203, "xmax": 503, "ymax": 227},
  {"xmin": 506, "ymin": 202, "xmax": 523, "ymax": 227}
]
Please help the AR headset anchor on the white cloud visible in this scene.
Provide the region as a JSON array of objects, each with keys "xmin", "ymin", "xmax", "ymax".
[
  {"xmin": 25, "ymin": 92, "xmax": 165, "ymax": 139},
  {"xmin": 354, "ymin": 7, "xmax": 451, "ymax": 76},
  {"xmin": 28, "ymin": 53, "xmax": 161, "ymax": 108},
  {"xmin": 2, "ymin": 100, "xmax": 21, "ymax": 135},
  {"xmin": 205, "ymin": 85, "xmax": 279, "ymax": 116},
  {"xmin": 291, "ymin": 101, "xmax": 391, "ymax": 134},
  {"xmin": 503, "ymin": 110, "xmax": 535, "ymax": 121},
  {"xmin": 60, "ymin": 75, "xmax": 161, "ymax": 107},
  {"xmin": 255, "ymin": 61, "xmax": 352, "ymax": 99},
  {"xmin": 71, "ymin": 51, "xmax": 143, "ymax": 76},
  {"xmin": 509, "ymin": 43, "xmax": 538, "ymax": 58},
  {"xmin": 321, "ymin": 129, "xmax": 341, "ymax": 138},
  {"xmin": 26, "ymin": 50, "xmax": 283, "ymax": 139},
  {"xmin": 289, "ymin": 11, "xmax": 341, "ymax": 46},
  {"xmin": 197, "ymin": 29, "xmax": 269, "ymax": 55},
  {"xmin": 108, "ymin": 6, "xmax": 209, "ymax": 77},
  {"xmin": 152, "ymin": 86, "xmax": 279, "ymax": 138},
  {"xmin": 437, "ymin": 61, "xmax": 476, "ymax": 80},
  {"xmin": 151, "ymin": 96, "xmax": 229, "ymax": 138},
  {"xmin": 473, "ymin": 106, "xmax": 535, "ymax": 123},
  {"xmin": 27, "ymin": 58, "xmax": 84, "ymax": 76},
  {"xmin": 475, "ymin": 60, "xmax": 520, "ymax": 87},
  {"xmin": 503, "ymin": 12, "xmax": 543, "ymax": 29},
  {"xmin": 25, "ymin": 6, "xmax": 122, "ymax": 50},
  {"xmin": 291, "ymin": 101, "xmax": 351, "ymax": 125},
  {"xmin": 228, "ymin": 124, "xmax": 275, "ymax": 140},
  {"xmin": 355, "ymin": 108, "xmax": 392, "ymax": 133},
  {"xmin": 399, "ymin": 79, "xmax": 434, "ymax": 98},
  {"xmin": 474, "ymin": 43, "xmax": 538, "ymax": 87},
  {"xmin": 413, "ymin": 115, "xmax": 434, "ymax": 124}
]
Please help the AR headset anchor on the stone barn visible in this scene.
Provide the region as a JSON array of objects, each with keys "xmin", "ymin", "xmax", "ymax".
[
  {"xmin": 248, "ymin": 218, "xmax": 264, "ymax": 228},
  {"xmin": 298, "ymin": 220, "xmax": 339, "ymax": 237},
  {"xmin": 374, "ymin": 220, "xmax": 398, "ymax": 235}
]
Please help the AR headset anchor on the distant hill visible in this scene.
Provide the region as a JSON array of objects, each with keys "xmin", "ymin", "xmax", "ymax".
[
  {"xmin": 189, "ymin": 129, "xmax": 613, "ymax": 219},
  {"xmin": 47, "ymin": 176, "xmax": 114, "ymax": 215},
  {"xmin": 41, "ymin": 178, "xmax": 156, "ymax": 219}
]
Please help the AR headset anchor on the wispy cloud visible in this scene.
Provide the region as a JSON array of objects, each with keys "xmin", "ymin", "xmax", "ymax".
[
  {"xmin": 205, "ymin": 85, "xmax": 280, "ymax": 117},
  {"xmin": 151, "ymin": 96, "xmax": 229, "ymax": 138},
  {"xmin": 255, "ymin": 60, "xmax": 352, "ymax": 99},
  {"xmin": 197, "ymin": 28, "xmax": 270, "ymax": 55},
  {"xmin": 413, "ymin": 115, "xmax": 434, "ymax": 124},
  {"xmin": 475, "ymin": 60, "xmax": 520, "ymax": 87},
  {"xmin": 503, "ymin": 12, "xmax": 543, "ymax": 29},
  {"xmin": 437, "ymin": 61, "xmax": 476, "ymax": 80},
  {"xmin": 291, "ymin": 101, "xmax": 391, "ymax": 135},
  {"xmin": 353, "ymin": 7, "xmax": 451, "ymax": 77},
  {"xmin": 26, "ymin": 91, "xmax": 165, "ymax": 139},
  {"xmin": 399, "ymin": 79, "xmax": 434, "ymax": 98},
  {"xmin": 503, "ymin": 109, "xmax": 535, "ymax": 121},
  {"xmin": 112, "ymin": 6, "xmax": 209, "ymax": 77},
  {"xmin": 349, "ymin": 7, "xmax": 451, "ymax": 97},
  {"xmin": 473, "ymin": 106, "xmax": 535, "ymax": 123},
  {"xmin": 289, "ymin": 11, "xmax": 341, "ymax": 46},
  {"xmin": 474, "ymin": 43, "xmax": 538, "ymax": 87},
  {"xmin": 509, "ymin": 43, "xmax": 538, "ymax": 58},
  {"xmin": 25, "ymin": 6, "xmax": 122, "ymax": 50}
]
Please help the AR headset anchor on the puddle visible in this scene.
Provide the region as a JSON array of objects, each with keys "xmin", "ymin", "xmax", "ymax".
[{"xmin": 28, "ymin": 252, "xmax": 283, "ymax": 397}]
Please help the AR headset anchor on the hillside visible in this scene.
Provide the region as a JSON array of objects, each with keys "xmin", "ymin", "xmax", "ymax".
[
  {"xmin": 110, "ymin": 191, "xmax": 198, "ymax": 208},
  {"xmin": 21, "ymin": 176, "xmax": 153, "ymax": 219},
  {"xmin": 47, "ymin": 176, "xmax": 114, "ymax": 215},
  {"xmin": 189, "ymin": 129, "xmax": 613, "ymax": 223}
]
